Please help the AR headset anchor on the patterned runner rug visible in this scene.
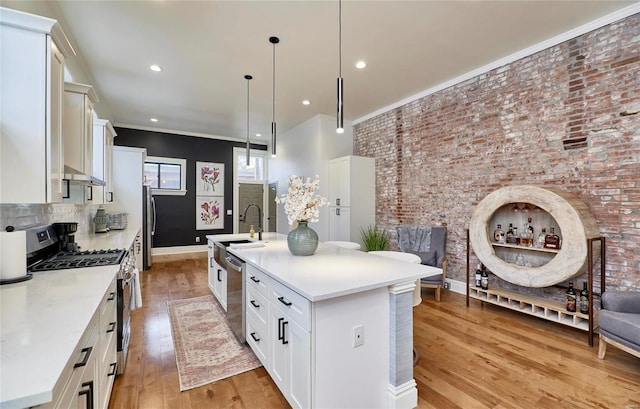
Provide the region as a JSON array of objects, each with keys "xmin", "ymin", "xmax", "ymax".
[{"xmin": 167, "ymin": 295, "xmax": 261, "ymax": 391}]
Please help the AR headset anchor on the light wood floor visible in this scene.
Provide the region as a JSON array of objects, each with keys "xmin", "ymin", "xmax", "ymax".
[{"xmin": 110, "ymin": 253, "xmax": 640, "ymax": 409}]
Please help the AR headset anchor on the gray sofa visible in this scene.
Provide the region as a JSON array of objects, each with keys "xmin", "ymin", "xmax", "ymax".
[{"xmin": 598, "ymin": 290, "xmax": 640, "ymax": 360}]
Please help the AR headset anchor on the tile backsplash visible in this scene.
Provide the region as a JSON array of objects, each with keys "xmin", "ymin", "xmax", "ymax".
[{"xmin": 0, "ymin": 203, "xmax": 106, "ymax": 235}]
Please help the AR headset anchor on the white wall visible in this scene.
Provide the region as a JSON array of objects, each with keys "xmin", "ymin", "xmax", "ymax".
[{"xmin": 269, "ymin": 114, "xmax": 353, "ymax": 241}]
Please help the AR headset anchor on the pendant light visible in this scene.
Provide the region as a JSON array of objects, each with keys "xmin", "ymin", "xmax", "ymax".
[
  {"xmin": 336, "ymin": 0, "xmax": 344, "ymax": 134},
  {"xmin": 245, "ymin": 74, "xmax": 252, "ymax": 166},
  {"xmin": 269, "ymin": 36, "xmax": 280, "ymax": 158}
]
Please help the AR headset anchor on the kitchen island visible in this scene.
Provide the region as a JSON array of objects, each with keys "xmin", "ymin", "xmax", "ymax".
[{"xmin": 207, "ymin": 233, "xmax": 441, "ymax": 409}]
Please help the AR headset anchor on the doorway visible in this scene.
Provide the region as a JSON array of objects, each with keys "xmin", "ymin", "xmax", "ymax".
[{"xmin": 238, "ymin": 183, "xmax": 264, "ymax": 233}]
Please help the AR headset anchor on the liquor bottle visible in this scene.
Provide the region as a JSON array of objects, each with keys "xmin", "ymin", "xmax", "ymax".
[
  {"xmin": 506, "ymin": 223, "xmax": 515, "ymax": 244},
  {"xmin": 580, "ymin": 282, "xmax": 589, "ymax": 314},
  {"xmin": 249, "ymin": 225, "xmax": 255, "ymax": 238},
  {"xmin": 527, "ymin": 217, "xmax": 534, "ymax": 235},
  {"xmin": 566, "ymin": 282, "xmax": 577, "ymax": 312},
  {"xmin": 493, "ymin": 224, "xmax": 505, "ymax": 243},
  {"xmin": 544, "ymin": 227, "xmax": 561, "ymax": 249},
  {"xmin": 537, "ymin": 227, "xmax": 547, "ymax": 248},
  {"xmin": 475, "ymin": 264, "xmax": 482, "ymax": 287},
  {"xmin": 512, "ymin": 226, "xmax": 520, "ymax": 245},
  {"xmin": 481, "ymin": 266, "xmax": 489, "ymax": 290}
]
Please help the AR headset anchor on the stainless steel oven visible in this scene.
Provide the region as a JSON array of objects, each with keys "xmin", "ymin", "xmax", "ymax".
[
  {"xmin": 117, "ymin": 245, "xmax": 135, "ymax": 375},
  {"xmin": 225, "ymin": 253, "xmax": 246, "ymax": 344}
]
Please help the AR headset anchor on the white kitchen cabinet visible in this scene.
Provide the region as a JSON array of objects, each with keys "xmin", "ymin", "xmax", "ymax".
[
  {"xmin": 328, "ymin": 155, "xmax": 375, "ymax": 246},
  {"xmin": 207, "ymin": 240, "xmax": 227, "ymax": 311},
  {"xmin": 97, "ymin": 278, "xmax": 117, "ymax": 409},
  {"xmin": 0, "ymin": 8, "xmax": 74, "ymax": 204},
  {"xmin": 92, "ymin": 119, "xmax": 117, "ymax": 205},
  {"xmin": 64, "ymin": 82, "xmax": 98, "ymax": 176}
]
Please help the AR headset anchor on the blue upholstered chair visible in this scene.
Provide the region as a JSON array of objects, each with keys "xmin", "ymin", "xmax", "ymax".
[
  {"xmin": 396, "ymin": 225, "xmax": 448, "ymax": 302},
  {"xmin": 598, "ymin": 290, "xmax": 640, "ymax": 360}
]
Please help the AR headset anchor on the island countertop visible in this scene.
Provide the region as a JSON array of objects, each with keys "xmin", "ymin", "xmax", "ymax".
[{"xmin": 208, "ymin": 233, "xmax": 441, "ymax": 302}]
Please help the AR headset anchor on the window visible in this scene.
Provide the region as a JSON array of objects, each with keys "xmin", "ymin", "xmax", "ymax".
[
  {"xmin": 236, "ymin": 150, "xmax": 265, "ymax": 181},
  {"xmin": 144, "ymin": 156, "xmax": 187, "ymax": 196}
]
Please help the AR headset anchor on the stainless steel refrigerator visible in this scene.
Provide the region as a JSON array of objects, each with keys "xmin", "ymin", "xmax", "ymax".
[{"xmin": 142, "ymin": 185, "xmax": 155, "ymax": 270}]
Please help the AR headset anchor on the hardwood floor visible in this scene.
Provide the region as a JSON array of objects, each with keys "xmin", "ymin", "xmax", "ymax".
[{"xmin": 110, "ymin": 253, "xmax": 640, "ymax": 409}]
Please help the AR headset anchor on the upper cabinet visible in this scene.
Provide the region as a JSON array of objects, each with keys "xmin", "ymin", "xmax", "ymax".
[
  {"xmin": 0, "ymin": 7, "xmax": 75, "ymax": 204},
  {"xmin": 92, "ymin": 119, "xmax": 117, "ymax": 204},
  {"xmin": 64, "ymin": 82, "xmax": 99, "ymax": 178}
]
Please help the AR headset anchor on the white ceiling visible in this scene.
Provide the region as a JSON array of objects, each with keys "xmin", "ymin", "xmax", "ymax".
[{"xmin": 4, "ymin": 1, "xmax": 637, "ymax": 142}]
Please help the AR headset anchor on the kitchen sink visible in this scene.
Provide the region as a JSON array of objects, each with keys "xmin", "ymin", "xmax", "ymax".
[{"xmin": 217, "ymin": 239, "xmax": 252, "ymax": 247}]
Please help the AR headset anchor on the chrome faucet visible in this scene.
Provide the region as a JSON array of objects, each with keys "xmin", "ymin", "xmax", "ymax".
[{"xmin": 242, "ymin": 203, "xmax": 263, "ymax": 240}]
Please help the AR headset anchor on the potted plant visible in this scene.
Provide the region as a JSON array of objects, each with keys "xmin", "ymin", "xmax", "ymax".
[{"xmin": 360, "ymin": 225, "xmax": 389, "ymax": 252}]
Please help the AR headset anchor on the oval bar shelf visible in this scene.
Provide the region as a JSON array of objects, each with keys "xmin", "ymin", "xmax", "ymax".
[{"xmin": 469, "ymin": 185, "xmax": 600, "ymax": 287}]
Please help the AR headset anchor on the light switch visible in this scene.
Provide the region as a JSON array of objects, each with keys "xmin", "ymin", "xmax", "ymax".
[{"xmin": 226, "ymin": 209, "xmax": 232, "ymax": 215}]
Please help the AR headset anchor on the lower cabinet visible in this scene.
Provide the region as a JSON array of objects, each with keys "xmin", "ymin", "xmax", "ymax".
[
  {"xmin": 245, "ymin": 264, "xmax": 311, "ymax": 409},
  {"xmin": 40, "ymin": 277, "xmax": 118, "ymax": 409},
  {"xmin": 207, "ymin": 240, "xmax": 227, "ymax": 310}
]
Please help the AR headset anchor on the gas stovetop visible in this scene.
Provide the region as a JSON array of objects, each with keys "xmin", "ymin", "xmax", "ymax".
[{"xmin": 30, "ymin": 249, "xmax": 127, "ymax": 272}]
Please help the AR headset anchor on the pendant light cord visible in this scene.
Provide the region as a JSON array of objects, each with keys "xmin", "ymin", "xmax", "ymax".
[
  {"xmin": 272, "ymin": 43, "xmax": 276, "ymax": 122},
  {"xmin": 339, "ymin": 0, "xmax": 342, "ymax": 78}
]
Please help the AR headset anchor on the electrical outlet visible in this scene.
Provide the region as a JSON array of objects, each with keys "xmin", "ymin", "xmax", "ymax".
[
  {"xmin": 195, "ymin": 237, "xmax": 201, "ymax": 243},
  {"xmin": 226, "ymin": 209, "xmax": 232, "ymax": 215},
  {"xmin": 353, "ymin": 325, "xmax": 364, "ymax": 348},
  {"xmin": 443, "ymin": 281, "xmax": 450, "ymax": 289}
]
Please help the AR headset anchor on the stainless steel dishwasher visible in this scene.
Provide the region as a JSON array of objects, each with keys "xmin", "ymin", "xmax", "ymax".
[{"xmin": 225, "ymin": 253, "xmax": 246, "ymax": 343}]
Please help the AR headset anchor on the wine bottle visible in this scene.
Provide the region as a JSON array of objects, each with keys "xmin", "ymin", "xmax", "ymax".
[
  {"xmin": 580, "ymin": 282, "xmax": 589, "ymax": 314},
  {"xmin": 566, "ymin": 282, "xmax": 577, "ymax": 312},
  {"xmin": 481, "ymin": 266, "xmax": 489, "ymax": 290},
  {"xmin": 475, "ymin": 264, "xmax": 482, "ymax": 287}
]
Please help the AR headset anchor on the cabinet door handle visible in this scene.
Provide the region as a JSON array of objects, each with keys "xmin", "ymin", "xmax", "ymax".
[
  {"xmin": 74, "ymin": 346, "xmax": 93, "ymax": 368},
  {"xmin": 107, "ymin": 292, "xmax": 116, "ymax": 301},
  {"xmin": 278, "ymin": 296, "xmax": 292, "ymax": 307},
  {"xmin": 277, "ymin": 317, "xmax": 284, "ymax": 341},
  {"xmin": 250, "ymin": 276, "xmax": 260, "ymax": 283},
  {"xmin": 63, "ymin": 180, "xmax": 70, "ymax": 199},
  {"xmin": 79, "ymin": 381, "xmax": 94, "ymax": 409},
  {"xmin": 107, "ymin": 362, "xmax": 117, "ymax": 376},
  {"xmin": 250, "ymin": 300, "xmax": 260, "ymax": 308},
  {"xmin": 106, "ymin": 322, "xmax": 116, "ymax": 333},
  {"xmin": 210, "ymin": 257, "xmax": 214, "ymax": 268},
  {"xmin": 336, "ymin": 208, "xmax": 341, "ymax": 216},
  {"xmin": 217, "ymin": 269, "xmax": 222, "ymax": 282},
  {"xmin": 282, "ymin": 320, "xmax": 289, "ymax": 345},
  {"xmin": 336, "ymin": 198, "xmax": 341, "ymax": 206},
  {"xmin": 250, "ymin": 332, "xmax": 261, "ymax": 342},
  {"xmin": 108, "ymin": 191, "xmax": 114, "ymax": 202},
  {"xmin": 87, "ymin": 186, "xmax": 93, "ymax": 201}
]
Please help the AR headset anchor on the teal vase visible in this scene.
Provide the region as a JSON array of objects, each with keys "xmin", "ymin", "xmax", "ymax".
[{"xmin": 287, "ymin": 221, "xmax": 318, "ymax": 256}]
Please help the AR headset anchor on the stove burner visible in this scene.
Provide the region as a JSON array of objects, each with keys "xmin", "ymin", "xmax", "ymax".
[{"xmin": 30, "ymin": 248, "xmax": 127, "ymax": 272}]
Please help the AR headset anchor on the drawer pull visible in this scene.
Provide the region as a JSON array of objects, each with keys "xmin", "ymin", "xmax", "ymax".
[
  {"xmin": 250, "ymin": 276, "xmax": 260, "ymax": 283},
  {"xmin": 79, "ymin": 380, "xmax": 94, "ymax": 409},
  {"xmin": 107, "ymin": 292, "xmax": 116, "ymax": 301},
  {"xmin": 74, "ymin": 346, "xmax": 93, "ymax": 368},
  {"xmin": 277, "ymin": 317, "xmax": 285, "ymax": 341},
  {"xmin": 106, "ymin": 322, "xmax": 116, "ymax": 333},
  {"xmin": 210, "ymin": 257, "xmax": 214, "ymax": 268},
  {"xmin": 217, "ymin": 269, "xmax": 222, "ymax": 282},
  {"xmin": 108, "ymin": 362, "xmax": 117, "ymax": 376},
  {"xmin": 250, "ymin": 300, "xmax": 260, "ymax": 308},
  {"xmin": 278, "ymin": 296, "xmax": 292, "ymax": 307},
  {"xmin": 250, "ymin": 332, "xmax": 261, "ymax": 342}
]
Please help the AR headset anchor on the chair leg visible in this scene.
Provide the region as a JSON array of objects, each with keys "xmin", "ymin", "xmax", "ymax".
[
  {"xmin": 598, "ymin": 334, "xmax": 607, "ymax": 359},
  {"xmin": 435, "ymin": 286, "xmax": 441, "ymax": 302}
]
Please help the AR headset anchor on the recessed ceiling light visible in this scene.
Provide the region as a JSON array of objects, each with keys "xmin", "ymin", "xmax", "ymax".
[
  {"xmin": 256, "ymin": 133, "xmax": 261, "ymax": 137},
  {"xmin": 302, "ymin": 100, "xmax": 311, "ymax": 106},
  {"xmin": 150, "ymin": 118, "xmax": 158, "ymax": 122},
  {"xmin": 150, "ymin": 64, "xmax": 162, "ymax": 72},
  {"xmin": 355, "ymin": 61, "xmax": 366, "ymax": 69}
]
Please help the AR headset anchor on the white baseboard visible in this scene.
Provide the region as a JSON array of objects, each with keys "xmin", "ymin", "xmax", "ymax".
[
  {"xmin": 445, "ymin": 278, "xmax": 468, "ymax": 295},
  {"xmin": 152, "ymin": 245, "xmax": 208, "ymax": 256}
]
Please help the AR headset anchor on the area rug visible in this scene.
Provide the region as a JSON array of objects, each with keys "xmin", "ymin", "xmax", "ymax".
[{"xmin": 167, "ymin": 295, "xmax": 261, "ymax": 391}]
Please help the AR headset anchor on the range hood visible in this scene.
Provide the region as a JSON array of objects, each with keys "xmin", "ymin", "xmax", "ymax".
[{"xmin": 63, "ymin": 165, "xmax": 106, "ymax": 186}]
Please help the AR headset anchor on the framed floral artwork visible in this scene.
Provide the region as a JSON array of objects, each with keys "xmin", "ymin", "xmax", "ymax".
[
  {"xmin": 196, "ymin": 196, "xmax": 224, "ymax": 230},
  {"xmin": 196, "ymin": 162, "xmax": 224, "ymax": 195}
]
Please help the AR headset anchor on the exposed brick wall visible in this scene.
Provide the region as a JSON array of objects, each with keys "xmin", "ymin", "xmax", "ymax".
[{"xmin": 354, "ymin": 15, "xmax": 640, "ymax": 292}]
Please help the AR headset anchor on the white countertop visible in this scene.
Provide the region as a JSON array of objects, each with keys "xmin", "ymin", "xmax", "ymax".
[
  {"xmin": 207, "ymin": 233, "xmax": 441, "ymax": 302},
  {"xmin": 0, "ymin": 227, "xmax": 139, "ymax": 409}
]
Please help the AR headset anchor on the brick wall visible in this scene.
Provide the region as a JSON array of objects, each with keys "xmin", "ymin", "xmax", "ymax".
[{"xmin": 354, "ymin": 14, "xmax": 640, "ymax": 292}]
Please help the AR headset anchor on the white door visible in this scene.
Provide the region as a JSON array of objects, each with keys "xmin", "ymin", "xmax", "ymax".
[
  {"xmin": 269, "ymin": 309, "xmax": 288, "ymax": 393},
  {"xmin": 329, "ymin": 156, "xmax": 350, "ymax": 207},
  {"xmin": 287, "ymin": 318, "xmax": 311, "ymax": 409},
  {"xmin": 329, "ymin": 206, "xmax": 351, "ymax": 241}
]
